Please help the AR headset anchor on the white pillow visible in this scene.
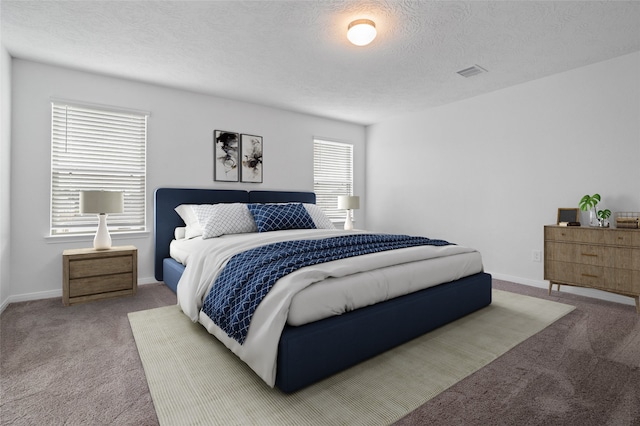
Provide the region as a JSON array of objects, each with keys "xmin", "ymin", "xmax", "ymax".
[
  {"xmin": 303, "ymin": 204, "xmax": 335, "ymax": 229},
  {"xmin": 176, "ymin": 202, "xmax": 332, "ymax": 237},
  {"xmin": 174, "ymin": 204, "xmax": 204, "ymax": 239},
  {"xmin": 174, "ymin": 227, "xmax": 186, "ymax": 240},
  {"xmin": 198, "ymin": 203, "xmax": 258, "ymax": 239}
]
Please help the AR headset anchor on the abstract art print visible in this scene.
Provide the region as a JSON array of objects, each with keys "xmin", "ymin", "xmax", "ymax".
[
  {"xmin": 214, "ymin": 130, "xmax": 239, "ymax": 182},
  {"xmin": 240, "ymin": 134, "xmax": 263, "ymax": 183}
]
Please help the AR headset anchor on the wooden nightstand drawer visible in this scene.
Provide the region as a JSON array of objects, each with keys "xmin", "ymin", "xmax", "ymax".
[
  {"xmin": 69, "ymin": 273, "xmax": 134, "ymax": 297},
  {"xmin": 63, "ymin": 245, "xmax": 137, "ymax": 306},
  {"xmin": 69, "ymin": 256, "xmax": 133, "ymax": 279}
]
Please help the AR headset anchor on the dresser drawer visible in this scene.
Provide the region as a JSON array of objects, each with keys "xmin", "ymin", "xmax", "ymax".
[
  {"xmin": 69, "ymin": 255, "xmax": 133, "ymax": 279},
  {"xmin": 604, "ymin": 230, "xmax": 637, "ymax": 247},
  {"xmin": 544, "ymin": 261, "xmax": 604, "ymax": 287},
  {"xmin": 546, "ymin": 257, "xmax": 640, "ymax": 293},
  {"xmin": 545, "ymin": 242, "xmax": 606, "ymax": 266},
  {"xmin": 607, "ymin": 248, "xmax": 640, "ymax": 271},
  {"xmin": 544, "ymin": 261, "xmax": 604, "ymax": 284},
  {"xmin": 574, "ymin": 264, "xmax": 606, "ymax": 287},
  {"xmin": 605, "ymin": 269, "xmax": 640, "ymax": 295},
  {"xmin": 545, "ymin": 227, "xmax": 603, "ymax": 244}
]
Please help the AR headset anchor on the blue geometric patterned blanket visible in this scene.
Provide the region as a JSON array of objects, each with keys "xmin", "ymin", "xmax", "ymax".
[{"xmin": 201, "ymin": 233, "xmax": 453, "ymax": 344}]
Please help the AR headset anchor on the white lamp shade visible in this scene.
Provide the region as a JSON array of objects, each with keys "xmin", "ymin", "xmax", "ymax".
[
  {"xmin": 337, "ymin": 195, "xmax": 360, "ymax": 210},
  {"xmin": 80, "ymin": 191, "xmax": 124, "ymax": 214},
  {"xmin": 347, "ymin": 19, "xmax": 377, "ymax": 46}
]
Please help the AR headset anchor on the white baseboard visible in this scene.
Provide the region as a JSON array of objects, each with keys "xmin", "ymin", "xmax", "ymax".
[
  {"xmin": 487, "ymin": 270, "xmax": 635, "ymax": 307},
  {"xmin": 0, "ymin": 276, "xmax": 160, "ymax": 314},
  {"xmin": 0, "ymin": 289, "xmax": 62, "ymax": 314}
]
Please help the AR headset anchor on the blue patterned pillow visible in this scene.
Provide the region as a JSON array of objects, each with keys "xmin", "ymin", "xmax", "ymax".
[{"xmin": 247, "ymin": 203, "xmax": 316, "ymax": 232}]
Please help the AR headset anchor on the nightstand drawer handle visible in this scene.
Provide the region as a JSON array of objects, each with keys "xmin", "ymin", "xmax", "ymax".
[
  {"xmin": 581, "ymin": 253, "xmax": 598, "ymax": 257},
  {"xmin": 581, "ymin": 273, "xmax": 599, "ymax": 278}
]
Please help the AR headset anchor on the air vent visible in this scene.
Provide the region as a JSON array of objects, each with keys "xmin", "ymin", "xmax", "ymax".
[{"xmin": 457, "ymin": 65, "xmax": 487, "ymax": 78}]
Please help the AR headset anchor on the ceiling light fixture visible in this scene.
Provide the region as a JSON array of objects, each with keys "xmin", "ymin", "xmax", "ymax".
[{"xmin": 347, "ymin": 19, "xmax": 377, "ymax": 46}]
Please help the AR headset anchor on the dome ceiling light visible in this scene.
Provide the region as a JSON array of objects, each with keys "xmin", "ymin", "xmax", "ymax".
[{"xmin": 347, "ymin": 19, "xmax": 377, "ymax": 46}]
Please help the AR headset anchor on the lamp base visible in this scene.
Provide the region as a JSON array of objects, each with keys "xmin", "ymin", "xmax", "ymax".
[
  {"xmin": 344, "ymin": 210, "xmax": 354, "ymax": 230},
  {"xmin": 93, "ymin": 214, "xmax": 112, "ymax": 250}
]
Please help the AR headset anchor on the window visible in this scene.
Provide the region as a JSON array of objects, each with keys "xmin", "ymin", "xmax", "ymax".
[
  {"xmin": 313, "ymin": 139, "xmax": 353, "ymax": 221},
  {"xmin": 50, "ymin": 101, "xmax": 148, "ymax": 236}
]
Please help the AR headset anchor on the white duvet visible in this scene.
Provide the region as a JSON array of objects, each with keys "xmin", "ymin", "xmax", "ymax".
[{"xmin": 175, "ymin": 229, "xmax": 483, "ymax": 387}]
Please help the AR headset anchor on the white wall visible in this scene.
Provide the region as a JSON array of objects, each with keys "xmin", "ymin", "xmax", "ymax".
[
  {"xmin": 0, "ymin": 46, "xmax": 11, "ymax": 311},
  {"xmin": 6, "ymin": 53, "xmax": 639, "ymax": 308},
  {"xmin": 366, "ymin": 52, "xmax": 640, "ymax": 305},
  {"xmin": 6, "ymin": 59, "xmax": 365, "ymax": 306}
]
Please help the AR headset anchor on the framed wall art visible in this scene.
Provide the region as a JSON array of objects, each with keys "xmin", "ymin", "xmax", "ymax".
[
  {"xmin": 240, "ymin": 134, "xmax": 263, "ymax": 183},
  {"xmin": 213, "ymin": 130, "xmax": 239, "ymax": 182}
]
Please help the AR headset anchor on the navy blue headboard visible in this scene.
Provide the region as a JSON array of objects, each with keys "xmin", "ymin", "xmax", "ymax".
[{"xmin": 153, "ymin": 188, "xmax": 316, "ymax": 281}]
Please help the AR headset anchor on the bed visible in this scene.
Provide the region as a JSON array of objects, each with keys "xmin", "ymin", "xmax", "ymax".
[{"xmin": 154, "ymin": 187, "xmax": 492, "ymax": 393}]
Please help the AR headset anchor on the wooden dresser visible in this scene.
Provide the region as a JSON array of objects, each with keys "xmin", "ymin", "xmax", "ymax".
[
  {"xmin": 544, "ymin": 225, "xmax": 639, "ymax": 313},
  {"xmin": 62, "ymin": 245, "xmax": 137, "ymax": 306}
]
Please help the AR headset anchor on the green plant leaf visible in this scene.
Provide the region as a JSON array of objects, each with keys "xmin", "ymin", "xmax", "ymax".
[{"xmin": 578, "ymin": 194, "xmax": 601, "ymax": 211}]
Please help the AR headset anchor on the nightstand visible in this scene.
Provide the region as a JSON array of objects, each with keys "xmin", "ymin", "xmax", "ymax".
[{"xmin": 62, "ymin": 245, "xmax": 137, "ymax": 306}]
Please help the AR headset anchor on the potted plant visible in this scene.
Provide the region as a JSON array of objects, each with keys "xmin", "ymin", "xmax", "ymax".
[
  {"xmin": 579, "ymin": 194, "xmax": 601, "ymax": 226},
  {"xmin": 597, "ymin": 208, "xmax": 611, "ymax": 227}
]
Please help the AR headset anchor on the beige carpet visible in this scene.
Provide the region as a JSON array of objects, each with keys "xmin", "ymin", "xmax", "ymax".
[{"xmin": 128, "ymin": 289, "xmax": 574, "ymax": 426}]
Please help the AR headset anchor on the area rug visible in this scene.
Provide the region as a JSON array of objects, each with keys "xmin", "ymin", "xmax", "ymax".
[{"xmin": 128, "ymin": 289, "xmax": 575, "ymax": 426}]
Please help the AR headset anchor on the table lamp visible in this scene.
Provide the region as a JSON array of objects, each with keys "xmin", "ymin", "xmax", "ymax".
[
  {"xmin": 80, "ymin": 190, "xmax": 124, "ymax": 250},
  {"xmin": 337, "ymin": 195, "xmax": 360, "ymax": 230}
]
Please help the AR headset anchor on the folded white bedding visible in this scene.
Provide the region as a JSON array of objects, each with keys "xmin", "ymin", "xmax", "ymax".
[
  {"xmin": 173, "ymin": 229, "xmax": 484, "ymax": 387},
  {"xmin": 288, "ymin": 249, "xmax": 481, "ymax": 325},
  {"xmin": 170, "ymin": 230, "xmax": 482, "ymax": 326}
]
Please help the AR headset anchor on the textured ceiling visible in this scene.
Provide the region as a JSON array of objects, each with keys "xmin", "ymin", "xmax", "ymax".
[{"xmin": 2, "ymin": 1, "xmax": 639, "ymax": 125}]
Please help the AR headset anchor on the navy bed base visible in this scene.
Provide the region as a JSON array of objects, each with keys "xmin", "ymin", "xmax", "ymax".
[{"xmin": 154, "ymin": 187, "xmax": 492, "ymax": 393}]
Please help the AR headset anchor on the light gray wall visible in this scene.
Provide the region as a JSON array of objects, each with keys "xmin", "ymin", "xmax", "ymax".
[
  {"xmin": 366, "ymin": 52, "xmax": 640, "ymax": 305},
  {"xmin": 5, "ymin": 59, "xmax": 365, "ymax": 306},
  {"xmin": 6, "ymin": 53, "xmax": 639, "ymax": 309},
  {"xmin": 0, "ymin": 46, "xmax": 11, "ymax": 311}
]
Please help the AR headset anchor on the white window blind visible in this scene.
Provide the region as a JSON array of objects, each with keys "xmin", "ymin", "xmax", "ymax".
[
  {"xmin": 313, "ymin": 139, "xmax": 353, "ymax": 221},
  {"xmin": 50, "ymin": 101, "xmax": 148, "ymax": 235}
]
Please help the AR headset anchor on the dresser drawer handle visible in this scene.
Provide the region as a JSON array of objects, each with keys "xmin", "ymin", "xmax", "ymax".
[
  {"xmin": 581, "ymin": 253, "xmax": 598, "ymax": 257},
  {"xmin": 581, "ymin": 273, "xmax": 599, "ymax": 278}
]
